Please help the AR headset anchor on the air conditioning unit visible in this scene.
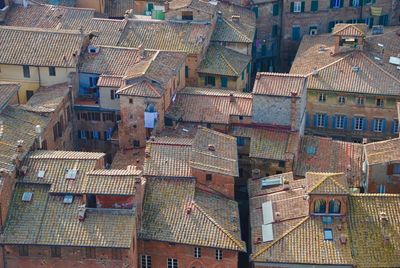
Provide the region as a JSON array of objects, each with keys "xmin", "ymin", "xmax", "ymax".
[{"xmin": 310, "ymin": 29, "xmax": 318, "ymax": 35}]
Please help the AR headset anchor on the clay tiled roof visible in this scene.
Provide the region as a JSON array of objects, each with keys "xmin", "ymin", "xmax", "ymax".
[
  {"xmin": 332, "ymin": 23, "xmax": 367, "ymax": 36},
  {"xmin": 248, "ymin": 172, "xmax": 302, "ymax": 198},
  {"xmin": 2, "ymin": 183, "xmax": 135, "ymax": 248},
  {"xmin": 307, "ymin": 172, "xmax": 349, "ymax": 195},
  {"xmin": 31, "ymin": 0, "xmax": 76, "ymax": 6},
  {"xmin": 118, "ymin": 20, "xmax": 212, "ymax": 54},
  {"xmin": 364, "ymin": 137, "xmax": 400, "ymax": 165},
  {"xmin": 253, "ymin": 72, "xmax": 307, "ymax": 97},
  {"xmin": 79, "ymin": 46, "xmax": 142, "ymax": 75},
  {"xmin": 211, "ymin": 2, "xmax": 256, "ymax": 43},
  {"xmin": 97, "ymin": 75, "xmax": 124, "ymax": 88},
  {"xmin": 198, "ymin": 44, "xmax": 250, "ymax": 77},
  {"xmin": 191, "ymin": 127, "xmax": 238, "ymax": 176},
  {"xmin": 84, "ymin": 169, "xmax": 141, "ymax": 195},
  {"xmin": 251, "ymin": 216, "xmax": 353, "ymax": 265},
  {"xmin": 0, "ymin": 26, "xmax": 83, "ymax": 67},
  {"xmin": 169, "ymin": 0, "xmax": 218, "ymax": 14},
  {"xmin": 20, "ymin": 83, "xmax": 69, "ymax": 113},
  {"xmin": 0, "ymin": 83, "xmax": 18, "ymax": 111},
  {"xmin": 83, "ymin": 18, "xmax": 127, "ymax": 46},
  {"xmin": 166, "ymin": 87, "xmax": 252, "ymax": 124},
  {"xmin": 0, "ymin": 106, "xmax": 50, "ymax": 171},
  {"xmin": 249, "ymin": 129, "xmax": 291, "ymax": 160},
  {"xmin": 140, "ymin": 178, "xmax": 246, "ymax": 251},
  {"xmin": 144, "ymin": 138, "xmax": 193, "ymax": 177},
  {"xmin": 20, "ymin": 150, "xmax": 105, "ymax": 194},
  {"xmin": 294, "ymin": 135, "xmax": 363, "ymax": 186},
  {"xmin": 349, "ymin": 194, "xmax": 400, "ymax": 267},
  {"xmin": 104, "ymin": 0, "xmax": 134, "ymax": 18},
  {"xmin": 4, "ymin": 4, "xmax": 94, "ymax": 29},
  {"xmin": 117, "ymin": 80, "xmax": 163, "ymax": 98}
]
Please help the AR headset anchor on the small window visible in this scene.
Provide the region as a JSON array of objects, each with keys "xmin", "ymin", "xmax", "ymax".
[
  {"xmin": 23, "ymin": 65, "xmax": 30, "ymax": 78},
  {"xmin": 237, "ymin": 137, "xmax": 245, "ymax": 146},
  {"xmin": 393, "ymin": 119, "xmax": 399, "ymax": 133},
  {"xmin": 22, "ymin": 192, "xmax": 33, "ymax": 202},
  {"xmin": 335, "ymin": 115, "xmax": 345, "ymax": 129},
  {"xmin": 182, "ymin": 10, "xmax": 193, "ymax": 20},
  {"xmin": 221, "ymin": 76, "xmax": 228, "ymax": 88},
  {"xmin": 356, "ymin": 97, "xmax": 364, "ymax": 105},
  {"xmin": 111, "ymin": 248, "xmax": 122, "ymax": 260},
  {"xmin": 278, "ymin": 161, "xmax": 285, "ymax": 168},
  {"xmin": 194, "ymin": 247, "xmax": 201, "ymax": 258},
  {"xmin": 239, "ymin": 115, "xmax": 244, "ymax": 120},
  {"xmin": 63, "ymin": 194, "xmax": 73, "ymax": 204},
  {"xmin": 394, "ymin": 164, "xmax": 400, "ymax": 174},
  {"xmin": 205, "ymin": 76, "xmax": 216, "ymax": 87},
  {"xmin": 324, "ymin": 228, "xmax": 333, "ymax": 240},
  {"xmin": 51, "ymin": 246, "xmax": 61, "ymax": 258},
  {"xmin": 141, "ymin": 255, "xmax": 152, "ymax": 268},
  {"xmin": 319, "ymin": 93, "xmax": 326, "ymax": 102},
  {"xmin": 49, "ymin": 67, "xmax": 56, "ymax": 76},
  {"xmin": 293, "ymin": 1, "xmax": 302, "ymax": 12},
  {"xmin": 185, "ymin": 66, "xmax": 189, "ymax": 78},
  {"xmin": 19, "ymin": 245, "xmax": 29, "ymax": 256},
  {"xmin": 129, "ymin": 98, "xmax": 133, "ymax": 104},
  {"xmin": 216, "ymin": 249, "xmax": 223, "ymax": 261},
  {"xmin": 37, "ymin": 170, "xmax": 46, "ymax": 179},
  {"xmin": 316, "ymin": 113, "xmax": 326, "ymax": 128},
  {"xmin": 206, "ymin": 174, "xmax": 212, "ymax": 181},
  {"xmin": 86, "ymin": 248, "xmax": 96, "ymax": 259},
  {"xmin": 338, "ymin": 96, "xmax": 345, "ymax": 104},
  {"xmin": 110, "ymin": 90, "xmax": 115, "ymax": 100},
  {"xmin": 167, "ymin": 258, "xmax": 178, "ymax": 268},
  {"xmin": 314, "ymin": 199, "xmax": 326, "ymax": 213},
  {"xmin": 26, "ymin": 90, "xmax": 34, "ymax": 101},
  {"xmin": 328, "ymin": 200, "xmax": 341, "ymax": 214},
  {"xmin": 354, "ymin": 117, "xmax": 364, "ymax": 131},
  {"xmin": 133, "ymin": 140, "xmax": 140, "ymax": 148},
  {"xmin": 376, "ymin": 98, "xmax": 384, "ymax": 107}
]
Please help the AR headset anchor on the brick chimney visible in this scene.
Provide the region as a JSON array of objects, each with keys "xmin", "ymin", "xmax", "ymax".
[
  {"xmin": 138, "ymin": 44, "xmax": 145, "ymax": 59},
  {"xmin": 229, "ymin": 93, "xmax": 235, "ymax": 103},
  {"xmin": 164, "ymin": 1, "xmax": 170, "ymax": 12},
  {"xmin": 290, "ymin": 91, "xmax": 298, "ymax": 131}
]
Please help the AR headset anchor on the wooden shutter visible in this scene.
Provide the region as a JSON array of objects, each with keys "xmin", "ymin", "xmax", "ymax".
[
  {"xmin": 290, "ymin": 2, "xmax": 294, "ymax": 12},
  {"xmin": 301, "ymin": 1, "xmax": 305, "ymax": 12},
  {"xmin": 387, "ymin": 164, "xmax": 394, "ymax": 175}
]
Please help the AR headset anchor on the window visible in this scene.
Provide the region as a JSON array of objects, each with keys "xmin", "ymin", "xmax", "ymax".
[
  {"xmin": 26, "ymin": 90, "xmax": 34, "ymax": 101},
  {"xmin": 314, "ymin": 199, "xmax": 326, "ymax": 213},
  {"xmin": 89, "ymin": 77, "xmax": 98, "ymax": 87},
  {"xmin": 292, "ymin": 25, "xmax": 301, "ymax": 40},
  {"xmin": 324, "ymin": 228, "xmax": 333, "ymax": 240},
  {"xmin": 393, "ymin": 164, "xmax": 400, "ymax": 174},
  {"xmin": 272, "ymin": 24, "xmax": 278, "ymax": 37},
  {"xmin": 185, "ymin": 66, "xmax": 189, "ymax": 78},
  {"xmin": 194, "ymin": 247, "xmax": 201, "ymax": 258},
  {"xmin": 112, "ymin": 249, "xmax": 122, "ymax": 260},
  {"xmin": 373, "ymin": 118, "xmax": 385, "ymax": 132},
  {"xmin": 378, "ymin": 184, "xmax": 385, "ymax": 193},
  {"xmin": 205, "ymin": 76, "xmax": 216, "ymax": 87},
  {"xmin": 356, "ymin": 97, "xmax": 364, "ymax": 106},
  {"xmin": 237, "ymin": 136, "xmax": 245, "ymax": 146},
  {"xmin": 376, "ymin": 98, "xmax": 384, "ymax": 107},
  {"xmin": 182, "ymin": 10, "xmax": 193, "ymax": 20},
  {"xmin": 292, "ymin": 1, "xmax": 302, "ymax": 12},
  {"xmin": 270, "ymin": 3, "xmax": 278, "ymax": 16},
  {"xmin": 216, "ymin": 249, "xmax": 223, "ymax": 261},
  {"xmin": 103, "ymin": 113, "xmax": 115, "ymax": 122},
  {"xmin": 241, "ymin": 70, "xmax": 244, "ymax": 80},
  {"xmin": 335, "ymin": 115, "xmax": 346, "ymax": 129},
  {"xmin": 141, "ymin": 255, "xmax": 151, "ymax": 268},
  {"xmin": 167, "ymin": 258, "xmax": 178, "ymax": 268},
  {"xmin": 110, "ymin": 89, "xmax": 120, "ymax": 100},
  {"xmin": 23, "ymin": 65, "xmax": 30, "ymax": 78},
  {"xmin": 278, "ymin": 161, "xmax": 285, "ymax": 168},
  {"xmin": 51, "ymin": 246, "xmax": 61, "ymax": 258},
  {"xmin": 379, "ymin": 14, "xmax": 389, "ymax": 26},
  {"xmin": 354, "ymin": 117, "xmax": 364, "ymax": 131},
  {"xmin": 49, "ymin": 66, "xmax": 56, "ymax": 76},
  {"xmin": 316, "ymin": 113, "xmax": 326, "ymax": 127},
  {"xmin": 328, "ymin": 200, "xmax": 341, "ymax": 214},
  {"xmin": 19, "ymin": 245, "xmax": 29, "ymax": 256},
  {"xmin": 311, "ymin": 0, "xmax": 318, "ymax": 11},
  {"xmin": 221, "ymin": 76, "xmax": 228, "ymax": 88},
  {"xmin": 86, "ymin": 248, "xmax": 96, "ymax": 259},
  {"xmin": 393, "ymin": 119, "xmax": 399, "ymax": 133},
  {"xmin": 78, "ymin": 130, "xmax": 87, "ymax": 140},
  {"xmin": 318, "ymin": 93, "xmax": 326, "ymax": 102},
  {"xmin": 129, "ymin": 98, "xmax": 133, "ymax": 104},
  {"xmin": 331, "ymin": 0, "xmax": 342, "ymax": 8},
  {"xmin": 338, "ymin": 96, "xmax": 345, "ymax": 104},
  {"xmin": 206, "ymin": 174, "xmax": 212, "ymax": 181}
]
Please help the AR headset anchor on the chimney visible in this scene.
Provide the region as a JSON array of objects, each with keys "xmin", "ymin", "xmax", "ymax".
[
  {"xmin": 290, "ymin": 91, "xmax": 298, "ymax": 131},
  {"xmin": 138, "ymin": 44, "xmax": 145, "ymax": 59},
  {"xmin": 339, "ymin": 234, "xmax": 347, "ymax": 244},
  {"xmin": 383, "ymin": 234, "xmax": 390, "ymax": 245},
  {"xmin": 78, "ymin": 206, "xmax": 86, "ymax": 221},
  {"xmin": 251, "ymin": 169, "xmax": 261, "ymax": 179},
  {"xmin": 231, "ymin": 15, "xmax": 240, "ymax": 22},
  {"xmin": 164, "ymin": 1, "xmax": 170, "ymax": 12},
  {"xmin": 16, "ymin": 140, "xmax": 25, "ymax": 153},
  {"xmin": 229, "ymin": 93, "xmax": 235, "ymax": 103},
  {"xmin": 208, "ymin": 144, "xmax": 216, "ymax": 151}
]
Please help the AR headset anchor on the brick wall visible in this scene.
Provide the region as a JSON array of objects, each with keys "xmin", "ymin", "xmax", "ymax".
[{"xmin": 192, "ymin": 168, "xmax": 236, "ymax": 199}]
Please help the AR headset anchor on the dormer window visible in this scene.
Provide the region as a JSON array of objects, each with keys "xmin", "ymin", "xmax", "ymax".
[
  {"xmin": 314, "ymin": 199, "xmax": 326, "ymax": 213},
  {"xmin": 328, "ymin": 200, "xmax": 341, "ymax": 214}
]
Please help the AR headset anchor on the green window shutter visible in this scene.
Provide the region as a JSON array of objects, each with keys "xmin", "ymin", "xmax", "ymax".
[
  {"xmin": 301, "ymin": 1, "xmax": 305, "ymax": 11},
  {"xmin": 349, "ymin": 0, "xmax": 353, "ymax": 7},
  {"xmin": 211, "ymin": 76, "xmax": 216, "ymax": 86},
  {"xmin": 273, "ymin": 4, "xmax": 279, "ymax": 16},
  {"xmin": 371, "ymin": 0, "xmax": 376, "ymax": 3},
  {"xmin": 290, "ymin": 2, "xmax": 294, "ymax": 12},
  {"xmin": 272, "ymin": 24, "xmax": 278, "ymax": 36},
  {"xmin": 185, "ymin": 66, "xmax": 189, "ymax": 78},
  {"xmin": 311, "ymin": 0, "xmax": 318, "ymax": 11},
  {"xmin": 221, "ymin": 77, "xmax": 228, "ymax": 88},
  {"xmin": 340, "ymin": 0, "xmax": 343, "ymax": 8},
  {"xmin": 241, "ymin": 71, "xmax": 244, "ymax": 80}
]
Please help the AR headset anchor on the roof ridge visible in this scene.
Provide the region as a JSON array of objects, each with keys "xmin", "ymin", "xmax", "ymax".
[
  {"xmin": 258, "ymin": 72, "xmax": 307, "ymax": 78},
  {"xmin": 309, "ymin": 54, "xmax": 351, "ymax": 75},
  {"xmin": 307, "ymin": 172, "xmax": 343, "ymax": 193},
  {"xmin": 192, "ymin": 201, "xmax": 246, "ymax": 251},
  {"xmin": 251, "ymin": 216, "xmax": 309, "ymax": 260},
  {"xmin": 222, "ymin": 18, "xmax": 251, "ymax": 42},
  {"xmin": 220, "ymin": 52, "xmax": 239, "ymax": 75},
  {"xmin": 359, "ymin": 52, "xmax": 400, "ymax": 83}
]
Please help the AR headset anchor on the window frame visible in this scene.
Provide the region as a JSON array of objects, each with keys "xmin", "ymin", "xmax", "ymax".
[
  {"xmin": 206, "ymin": 174, "xmax": 212, "ymax": 181},
  {"xmin": 316, "ymin": 113, "xmax": 325, "ymax": 127},
  {"xmin": 335, "ymin": 115, "xmax": 345, "ymax": 129},
  {"xmin": 354, "ymin": 117, "xmax": 364, "ymax": 131},
  {"xmin": 23, "ymin": 65, "xmax": 30, "ymax": 78},
  {"xmin": 49, "ymin": 66, "xmax": 56, "ymax": 77},
  {"xmin": 338, "ymin": 96, "xmax": 345, "ymax": 104},
  {"xmin": 393, "ymin": 164, "xmax": 400, "ymax": 175},
  {"xmin": 373, "ymin": 118, "xmax": 384, "ymax": 132},
  {"xmin": 318, "ymin": 93, "xmax": 326, "ymax": 102},
  {"xmin": 141, "ymin": 255, "xmax": 152, "ymax": 268},
  {"xmin": 51, "ymin": 246, "xmax": 61, "ymax": 258},
  {"xmin": 293, "ymin": 1, "xmax": 302, "ymax": 12},
  {"xmin": 194, "ymin": 247, "xmax": 201, "ymax": 258},
  {"xmin": 356, "ymin": 96, "xmax": 364, "ymax": 106},
  {"xmin": 167, "ymin": 258, "xmax": 178, "ymax": 268},
  {"xmin": 376, "ymin": 98, "xmax": 384, "ymax": 107},
  {"xmin": 216, "ymin": 249, "xmax": 223, "ymax": 261},
  {"xmin": 19, "ymin": 245, "xmax": 29, "ymax": 256}
]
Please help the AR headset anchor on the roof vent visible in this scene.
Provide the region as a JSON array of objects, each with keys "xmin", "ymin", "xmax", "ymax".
[
  {"xmin": 261, "ymin": 176, "xmax": 282, "ymax": 188},
  {"xmin": 88, "ymin": 45, "xmax": 99, "ymax": 54},
  {"xmin": 274, "ymin": 212, "xmax": 281, "ymax": 221},
  {"xmin": 312, "ymin": 68, "xmax": 319, "ymax": 76},
  {"xmin": 352, "ymin": 66, "xmax": 360, "ymax": 72},
  {"xmin": 64, "ymin": 194, "xmax": 73, "ymax": 204},
  {"xmin": 252, "ymin": 169, "xmax": 261, "ymax": 179},
  {"xmin": 22, "ymin": 192, "xmax": 33, "ymax": 202},
  {"xmin": 37, "ymin": 170, "xmax": 46, "ymax": 179},
  {"xmin": 65, "ymin": 169, "xmax": 78, "ymax": 180},
  {"xmin": 78, "ymin": 205, "xmax": 86, "ymax": 221},
  {"xmin": 208, "ymin": 144, "xmax": 216, "ymax": 151},
  {"xmin": 339, "ymin": 234, "xmax": 347, "ymax": 244},
  {"xmin": 372, "ymin": 25, "xmax": 384, "ymax": 35},
  {"xmin": 231, "ymin": 15, "xmax": 240, "ymax": 22},
  {"xmin": 379, "ymin": 211, "xmax": 388, "ymax": 222},
  {"xmin": 389, "ymin": 56, "xmax": 400, "ymax": 66}
]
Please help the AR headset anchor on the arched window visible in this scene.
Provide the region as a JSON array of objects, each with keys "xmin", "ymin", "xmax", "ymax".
[
  {"xmin": 328, "ymin": 200, "xmax": 341, "ymax": 214},
  {"xmin": 314, "ymin": 200, "xmax": 326, "ymax": 213}
]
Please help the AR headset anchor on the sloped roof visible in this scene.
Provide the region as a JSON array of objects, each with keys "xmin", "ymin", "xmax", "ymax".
[
  {"xmin": 166, "ymin": 87, "xmax": 252, "ymax": 124},
  {"xmin": 198, "ymin": 44, "xmax": 250, "ymax": 77},
  {"xmin": 332, "ymin": 23, "xmax": 367, "ymax": 36},
  {"xmin": 104, "ymin": 0, "xmax": 134, "ymax": 18},
  {"xmin": 117, "ymin": 80, "xmax": 163, "ymax": 98},
  {"xmin": 117, "ymin": 20, "xmax": 212, "ymax": 54},
  {"xmin": 20, "ymin": 83, "xmax": 69, "ymax": 113},
  {"xmin": 0, "ymin": 26, "xmax": 83, "ymax": 67},
  {"xmin": 83, "ymin": 18, "xmax": 127, "ymax": 46},
  {"xmin": 140, "ymin": 178, "xmax": 246, "ymax": 251},
  {"xmin": 307, "ymin": 172, "xmax": 349, "ymax": 195},
  {"xmin": 2, "ymin": 183, "xmax": 135, "ymax": 248},
  {"xmin": 191, "ymin": 127, "xmax": 238, "ymax": 176},
  {"xmin": 169, "ymin": 0, "xmax": 218, "ymax": 14},
  {"xmin": 0, "ymin": 83, "xmax": 19, "ymax": 111},
  {"xmin": 253, "ymin": 72, "xmax": 307, "ymax": 97},
  {"xmin": 364, "ymin": 137, "xmax": 400, "ymax": 165},
  {"xmin": 97, "ymin": 75, "xmax": 124, "ymax": 88}
]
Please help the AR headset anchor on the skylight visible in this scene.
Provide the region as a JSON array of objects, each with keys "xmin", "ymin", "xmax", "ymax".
[
  {"xmin": 306, "ymin": 146, "xmax": 316, "ymax": 155},
  {"xmin": 37, "ymin": 170, "xmax": 46, "ymax": 179},
  {"xmin": 22, "ymin": 192, "xmax": 33, "ymax": 202},
  {"xmin": 65, "ymin": 169, "xmax": 78, "ymax": 179},
  {"xmin": 63, "ymin": 194, "xmax": 73, "ymax": 204},
  {"xmin": 324, "ymin": 228, "xmax": 333, "ymax": 240}
]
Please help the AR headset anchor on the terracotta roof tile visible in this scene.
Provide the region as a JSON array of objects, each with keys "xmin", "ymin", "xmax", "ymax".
[
  {"xmin": 307, "ymin": 172, "xmax": 349, "ymax": 195},
  {"xmin": 364, "ymin": 137, "xmax": 400, "ymax": 165},
  {"xmin": 83, "ymin": 18, "xmax": 127, "ymax": 46},
  {"xmin": 20, "ymin": 83, "xmax": 69, "ymax": 113},
  {"xmin": 253, "ymin": 72, "xmax": 307, "ymax": 97},
  {"xmin": 0, "ymin": 83, "xmax": 18, "ymax": 111},
  {"xmin": 104, "ymin": 0, "xmax": 134, "ymax": 18},
  {"xmin": 332, "ymin": 23, "xmax": 367, "ymax": 36},
  {"xmin": 97, "ymin": 75, "xmax": 124, "ymax": 88},
  {"xmin": 117, "ymin": 80, "xmax": 163, "ymax": 98},
  {"xmin": 169, "ymin": 0, "xmax": 218, "ymax": 14},
  {"xmin": 140, "ymin": 178, "xmax": 246, "ymax": 251}
]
